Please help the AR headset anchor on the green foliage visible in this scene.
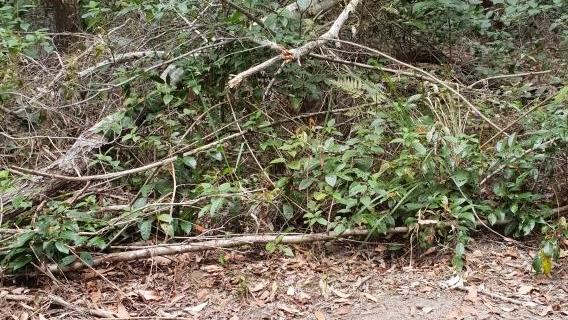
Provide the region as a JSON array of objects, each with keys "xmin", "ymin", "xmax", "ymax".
[{"xmin": 0, "ymin": 0, "xmax": 567, "ymax": 274}]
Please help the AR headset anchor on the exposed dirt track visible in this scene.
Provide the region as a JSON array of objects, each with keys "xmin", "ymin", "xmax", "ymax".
[{"xmin": 1, "ymin": 235, "xmax": 567, "ymax": 319}]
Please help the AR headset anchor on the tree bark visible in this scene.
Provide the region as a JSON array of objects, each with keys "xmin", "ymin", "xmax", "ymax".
[{"xmin": 51, "ymin": 0, "xmax": 82, "ymax": 33}]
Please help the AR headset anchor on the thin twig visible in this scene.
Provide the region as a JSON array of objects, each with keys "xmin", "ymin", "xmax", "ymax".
[{"xmin": 468, "ymin": 70, "xmax": 551, "ymax": 88}]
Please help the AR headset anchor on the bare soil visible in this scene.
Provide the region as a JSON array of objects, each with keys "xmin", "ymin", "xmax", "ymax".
[{"xmin": 1, "ymin": 235, "xmax": 567, "ymax": 319}]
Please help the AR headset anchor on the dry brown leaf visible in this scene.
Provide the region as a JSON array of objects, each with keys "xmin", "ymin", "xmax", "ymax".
[
  {"xmin": 332, "ymin": 288, "xmax": 351, "ymax": 298},
  {"xmin": 335, "ymin": 306, "xmax": 351, "ymax": 315},
  {"xmin": 136, "ymin": 289, "xmax": 161, "ymax": 301},
  {"xmin": 117, "ymin": 301, "xmax": 130, "ymax": 318},
  {"xmin": 200, "ymin": 265, "xmax": 223, "ymax": 273},
  {"xmin": 319, "ymin": 277, "xmax": 330, "ymax": 299},
  {"xmin": 287, "ymin": 286, "xmax": 295, "ymax": 296},
  {"xmin": 269, "ymin": 282, "xmax": 278, "ymax": 301},
  {"xmin": 363, "ymin": 292, "xmax": 378, "ymax": 302},
  {"xmin": 517, "ymin": 285, "xmax": 534, "ymax": 295},
  {"xmin": 314, "ymin": 310, "xmax": 326, "ymax": 320},
  {"xmin": 464, "ymin": 287, "xmax": 478, "ymax": 302},
  {"xmin": 249, "ymin": 281, "xmax": 267, "ymax": 293},
  {"xmin": 185, "ymin": 301, "xmax": 208, "ymax": 316},
  {"xmin": 278, "ymin": 304, "xmax": 300, "ymax": 314}
]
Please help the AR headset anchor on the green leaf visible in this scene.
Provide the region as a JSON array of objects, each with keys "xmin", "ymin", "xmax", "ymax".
[
  {"xmin": 55, "ymin": 241, "xmax": 69, "ymax": 254},
  {"xmin": 139, "ymin": 220, "xmax": 152, "ymax": 240},
  {"xmin": 182, "ymin": 156, "xmax": 197, "ymax": 169},
  {"xmin": 10, "ymin": 232, "xmax": 34, "ymax": 248},
  {"xmin": 79, "ymin": 252, "xmax": 94, "ymax": 266},
  {"xmin": 132, "ymin": 197, "xmax": 147, "ymax": 210},
  {"xmin": 281, "ymin": 246, "xmax": 294, "ymax": 257},
  {"xmin": 157, "ymin": 214, "xmax": 173, "ymax": 223},
  {"xmin": 452, "ymin": 254, "xmax": 464, "ymax": 271},
  {"xmin": 9, "ymin": 254, "xmax": 32, "ymax": 271},
  {"xmin": 209, "ymin": 198, "xmax": 225, "ymax": 216},
  {"xmin": 325, "ymin": 175, "xmax": 337, "ymax": 187},
  {"xmin": 532, "ymin": 255, "xmax": 542, "ymax": 273},
  {"xmin": 412, "ymin": 141, "xmax": 427, "ymax": 156},
  {"xmin": 179, "ymin": 220, "xmax": 193, "ymax": 235},
  {"xmin": 282, "ymin": 203, "xmax": 294, "ymax": 220},
  {"xmin": 163, "ymin": 94, "xmax": 174, "ymax": 105},
  {"xmin": 455, "ymin": 242, "xmax": 465, "ymax": 256},
  {"xmin": 297, "ymin": 0, "xmax": 311, "ymax": 11},
  {"xmin": 452, "ymin": 171, "xmax": 469, "ymax": 188},
  {"xmin": 60, "ymin": 255, "xmax": 77, "ymax": 267},
  {"xmin": 265, "ymin": 242, "xmax": 276, "ymax": 253},
  {"xmin": 270, "ymin": 157, "xmax": 286, "ymax": 164},
  {"xmin": 87, "ymin": 236, "xmax": 107, "ymax": 249},
  {"xmin": 298, "ymin": 178, "xmax": 315, "ymax": 190},
  {"xmin": 487, "ymin": 213, "xmax": 497, "ymax": 225},
  {"xmin": 160, "ymin": 223, "xmax": 175, "ymax": 237}
]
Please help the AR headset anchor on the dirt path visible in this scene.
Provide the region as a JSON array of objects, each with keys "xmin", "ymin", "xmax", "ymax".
[{"xmin": 1, "ymin": 236, "xmax": 567, "ymax": 319}]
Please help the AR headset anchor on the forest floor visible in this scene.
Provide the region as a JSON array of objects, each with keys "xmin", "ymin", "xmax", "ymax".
[{"xmin": 1, "ymin": 234, "xmax": 567, "ymax": 320}]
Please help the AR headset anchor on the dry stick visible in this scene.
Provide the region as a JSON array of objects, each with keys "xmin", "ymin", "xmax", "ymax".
[
  {"xmin": 480, "ymin": 94, "xmax": 556, "ymax": 149},
  {"xmin": 227, "ymin": 0, "xmax": 362, "ymax": 88},
  {"xmin": 455, "ymin": 286, "xmax": 538, "ymax": 308},
  {"xmin": 48, "ymin": 228, "xmax": 395, "ymax": 272},
  {"xmin": 47, "ymin": 293, "xmax": 117, "ymax": 318},
  {"xmin": 78, "ymin": 50, "xmax": 166, "ymax": 78},
  {"xmin": 3, "ymin": 293, "xmax": 116, "ymax": 317},
  {"xmin": 309, "ymin": 53, "xmax": 437, "ymax": 83},
  {"xmin": 468, "ymin": 70, "xmax": 551, "ymax": 89},
  {"xmin": 8, "ymin": 105, "xmax": 364, "ymax": 182},
  {"xmin": 328, "ymin": 39, "xmax": 506, "ymax": 134},
  {"xmin": 9, "ymin": 131, "xmax": 245, "ymax": 182}
]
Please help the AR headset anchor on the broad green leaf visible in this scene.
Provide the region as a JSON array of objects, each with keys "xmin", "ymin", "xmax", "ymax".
[
  {"xmin": 55, "ymin": 241, "xmax": 69, "ymax": 254},
  {"xmin": 160, "ymin": 223, "xmax": 175, "ymax": 237},
  {"xmin": 182, "ymin": 156, "xmax": 197, "ymax": 169},
  {"xmin": 281, "ymin": 246, "xmax": 294, "ymax": 257},
  {"xmin": 325, "ymin": 175, "xmax": 337, "ymax": 187},
  {"xmin": 10, "ymin": 232, "xmax": 34, "ymax": 248},
  {"xmin": 265, "ymin": 242, "xmax": 276, "ymax": 253},
  {"xmin": 59, "ymin": 255, "xmax": 77, "ymax": 267},
  {"xmin": 79, "ymin": 252, "xmax": 94, "ymax": 266},
  {"xmin": 139, "ymin": 220, "xmax": 152, "ymax": 240},
  {"xmin": 282, "ymin": 203, "xmax": 294, "ymax": 220},
  {"xmin": 298, "ymin": 178, "xmax": 315, "ymax": 190},
  {"xmin": 157, "ymin": 214, "xmax": 173, "ymax": 223}
]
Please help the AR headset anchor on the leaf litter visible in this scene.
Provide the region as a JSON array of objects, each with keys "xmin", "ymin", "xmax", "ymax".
[{"xmin": 1, "ymin": 235, "xmax": 566, "ymax": 319}]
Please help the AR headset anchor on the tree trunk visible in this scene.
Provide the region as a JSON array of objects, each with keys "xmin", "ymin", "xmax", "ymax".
[{"xmin": 51, "ymin": 0, "xmax": 81, "ymax": 33}]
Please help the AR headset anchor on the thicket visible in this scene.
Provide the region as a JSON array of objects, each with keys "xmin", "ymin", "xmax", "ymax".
[{"xmin": 0, "ymin": 0, "xmax": 567, "ymax": 274}]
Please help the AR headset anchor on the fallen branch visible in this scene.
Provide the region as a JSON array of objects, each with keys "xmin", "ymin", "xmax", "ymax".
[
  {"xmin": 228, "ymin": 0, "xmax": 362, "ymax": 88},
  {"xmin": 2, "ymin": 293, "xmax": 116, "ymax": 317},
  {"xmin": 468, "ymin": 70, "xmax": 551, "ymax": 89},
  {"xmin": 1, "ymin": 110, "xmax": 124, "ymax": 211},
  {"xmin": 49, "ymin": 228, "xmax": 404, "ymax": 272},
  {"xmin": 455, "ymin": 286, "xmax": 538, "ymax": 308},
  {"xmin": 78, "ymin": 50, "xmax": 166, "ymax": 78}
]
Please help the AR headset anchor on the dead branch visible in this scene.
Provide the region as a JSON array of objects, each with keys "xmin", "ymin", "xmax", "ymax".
[
  {"xmin": 1, "ymin": 292, "xmax": 116, "ymax": 317},
  {"xmin": 228, "ymin": 0, "xmax": 362, "ymax": 88},
  {"xmin": 47, "ymin": 228, "xmax": 400, "ymax": 272},
  {"xmin": 78, "ymin": 50, "xmax": 166, "ymax": 78},
  {"xmin": 0, "ymin": 110, "xmax": 124, "ymax": 211}
]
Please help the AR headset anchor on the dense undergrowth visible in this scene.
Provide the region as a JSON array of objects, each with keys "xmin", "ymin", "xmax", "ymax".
[{"xmin": 0, "ymin": 0, "xmax": 567, "ymax": 274}]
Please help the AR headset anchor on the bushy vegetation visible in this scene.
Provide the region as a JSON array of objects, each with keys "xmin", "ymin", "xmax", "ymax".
[{"xmin": 0, "ymin": 0, "xmax": 567, "ymax": 274}]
